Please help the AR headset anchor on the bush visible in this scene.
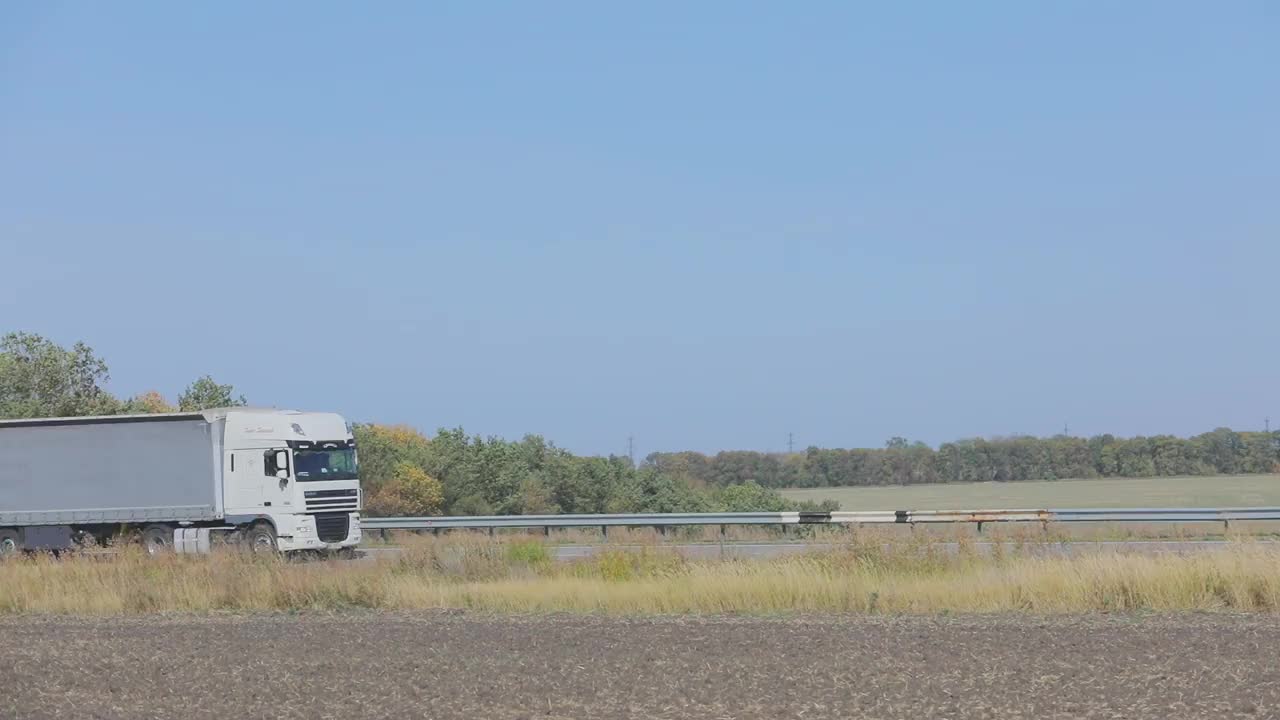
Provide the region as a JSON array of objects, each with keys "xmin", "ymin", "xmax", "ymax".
[
  {"xmin": 505, "ymin": 540, "xmax": 552, "ymax": 567},
  {"xmin": 364, "ymin": 463, "xmax": 444, "ymax": 517}
]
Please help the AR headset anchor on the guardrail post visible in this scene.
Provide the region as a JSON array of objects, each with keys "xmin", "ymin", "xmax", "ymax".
[
  {"xmin": 543, "ymin": 526, "xmax": 551, "ymax": 538},
  {"xmin": 976, "ymin": 521, "xmax": 983, "ymax": 535},
  {"xmin": 719, "ymin": 524, "xmax": 727, "ymax": 538},
  {"xmin": 1224, "ymin": 519, "xmax": 1230, "ymax": 534},
  {"xmin": 601, "ymin": 525, "xmax": 609, "ymax": 539},
  {"xmin": 657, "ymin": 526, "xmax": 667, "ymax": 537}
]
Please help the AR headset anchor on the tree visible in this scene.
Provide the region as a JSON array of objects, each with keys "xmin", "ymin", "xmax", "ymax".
[
  {"xmin": 177, "ymin": 375, "xmax": 246, "ymax": 411},
  {"xmin": 1196, "ymin": 428, "xmax": 1244, "ymax": 474},
  {"xmin": 364, "ymin": 463, "xmax": 445, "ymax": 516},
  {"xmin": 607, "ymin": 467, "xmax": 713, "ymax": 513},
  {"xmin": 351, "ymin": 424, "xmax": 433, "ymax": 496},
  {"xmin": 717, "ymin": 482, "xmax": 792, "ymax": 512},
  {"xmin": 120, "ymin": 390, "xmax": 175, "ymax": 414},
  {"xmin": 518, "ymin": 476, "xmax": 558, "ymax": 514},
  {"xmin": 0, "ymin": 332, "xmax": 118, "ymax": 418}
]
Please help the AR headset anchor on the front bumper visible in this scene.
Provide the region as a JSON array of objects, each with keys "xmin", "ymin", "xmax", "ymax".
[{"xmin": 277, "ymin": 512, "xmax": 362, "ymax": 552}]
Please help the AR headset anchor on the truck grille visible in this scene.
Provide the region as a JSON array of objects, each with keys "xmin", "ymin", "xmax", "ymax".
[
  {"xmin": 313, "ymin": 513, "xmax": 350, "ymax": 543},
  {"xmin": 304, "ymin": 488, "xmax": 359, "ymax": 513}
]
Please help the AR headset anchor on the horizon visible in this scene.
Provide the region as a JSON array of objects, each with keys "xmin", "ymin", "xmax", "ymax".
[{"xmin": 3, "ymin": 349, "xmax": 1272, "ymax": 458}]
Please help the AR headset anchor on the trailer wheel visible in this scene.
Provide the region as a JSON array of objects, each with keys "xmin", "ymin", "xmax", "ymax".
[
  {"xmin": 245, "ymin": 523, "xmax": 277, "ymax": 554},
  {"xmin": 0, "ymin": 529, "xmax": 19, "ymax": 559},
  {"xmin": 141, "ymin": 525, "xmax": 173, "ymax": 555}
]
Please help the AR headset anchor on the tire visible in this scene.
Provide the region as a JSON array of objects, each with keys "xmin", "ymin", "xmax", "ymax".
[
  {"xmin": 141, "ymin": 525, "xmax": 173, "ymax": 556},
  {"xmin": 0, "ymin": 528, "xmax": 20, "ymax": 559},
  {"xmin": 244, "ymin": 523, "xmax": 277, "ymax": 555},
  {"xmin": 72, "ymin": 530, "xmax": 100, "ymax": 551}
]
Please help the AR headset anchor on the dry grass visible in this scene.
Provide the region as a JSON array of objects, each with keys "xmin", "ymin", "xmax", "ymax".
[{"xmin": 4, "ymin": 534, "xmax": 1280, "ymax": 615}]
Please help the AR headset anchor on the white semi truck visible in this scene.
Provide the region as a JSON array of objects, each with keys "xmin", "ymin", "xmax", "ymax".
[{"xmin": 0, "ymin": 408, "xmax": 362, "ymax": 557}]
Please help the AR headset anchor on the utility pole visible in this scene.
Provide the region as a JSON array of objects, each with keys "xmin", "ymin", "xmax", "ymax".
[
  {"xmin": 1267, "ymin": 417, "xmax": 1271, "ymax": 433},
  {"xmin": 787, "ymin": 432, "xmax": 795, "ymax": 454},
  {"xmin": 627, "ymin": 435, "xmax": 635, "ymax": 466}
]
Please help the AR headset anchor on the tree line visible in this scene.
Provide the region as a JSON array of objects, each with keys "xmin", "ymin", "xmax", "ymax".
[
  {"xmin": 8, "ymin": 332, "xmax": 1274, "ymax": 515},
  {"xmin": 352, "ymin": 424, "xmax": 811, "ymax": 517},
  {"xmin": 0, "ymin": 332, "xmax": 819, "ymax": 516},
  {"xmin": 646, "ymin": 429, "xmax": 1280, "ymax": 489}
]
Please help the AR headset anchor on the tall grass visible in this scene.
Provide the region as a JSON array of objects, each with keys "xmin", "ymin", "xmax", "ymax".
[{"xmin": 3, "ymin": 535, "xmax": 1280, "ymax": 615}]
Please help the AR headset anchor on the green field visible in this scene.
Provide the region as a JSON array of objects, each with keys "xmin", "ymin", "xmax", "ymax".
[{"xmin": 780, "ymin": 474, "xmax": 1280, "ymax": 510}]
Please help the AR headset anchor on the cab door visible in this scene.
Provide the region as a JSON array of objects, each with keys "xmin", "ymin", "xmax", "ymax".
[
  {"xmin": 261, "ymin": 447, "xmax": 295, "ymax": 511},
  {"xmin": 223, "ymin": 450, "xmax": 262, "ymax": 512}
]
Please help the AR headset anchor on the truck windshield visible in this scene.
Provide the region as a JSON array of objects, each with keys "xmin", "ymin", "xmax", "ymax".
[{"xmin": 293, "ymin": 448, "xmax": 358, "ymax": 481}]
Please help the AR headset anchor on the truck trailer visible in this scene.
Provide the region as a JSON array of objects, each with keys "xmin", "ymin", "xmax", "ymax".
[{"xmin": 0, "ymin": 408, "xmax": 362, "ymax": 556}]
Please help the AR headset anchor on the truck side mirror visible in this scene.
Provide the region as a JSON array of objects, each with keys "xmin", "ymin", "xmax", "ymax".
[{"xmin": 274, "ymin": 450, "xmax": 290, "ymax": 472}]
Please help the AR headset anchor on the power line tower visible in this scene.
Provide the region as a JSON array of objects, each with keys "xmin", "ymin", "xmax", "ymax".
[
  {"xmin": 1267, "ymin": 417, "xmax": 1271, "ymax": 433},
  {"xmin": 627, "ymin": 435, "xmax": 635, "ymax": 466},
  {"xmin": 787, "ymin": 432, "xmax": 795, "ymax": 454}
]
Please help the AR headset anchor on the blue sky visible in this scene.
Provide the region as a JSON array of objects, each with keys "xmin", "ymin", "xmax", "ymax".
[{"xmin": 2, "ymin": 2, "xmax": 1277, "ymax": 457}]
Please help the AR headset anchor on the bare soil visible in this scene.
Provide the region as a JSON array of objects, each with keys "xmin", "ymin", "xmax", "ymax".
[{"xmin": 1, "ymin": 613, "xmax": 1277, "ymax": 719}]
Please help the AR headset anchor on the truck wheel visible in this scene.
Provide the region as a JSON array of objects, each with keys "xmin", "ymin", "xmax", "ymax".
[
  {"xmin": 0, "ymin": 529, "xmax": 20, "ymax": 559},
  {"xmin": 245, "ymin": 523, "xmax": 277, "ymax": 554},
  {"xmin": 141, "ymin": 525, "xmax": 173, "ymax": 555}
]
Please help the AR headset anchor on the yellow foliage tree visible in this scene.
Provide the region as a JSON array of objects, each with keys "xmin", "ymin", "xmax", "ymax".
[
  {"xmin": 365, "ymin": 462, "xmax": 444, "ymax": 517},
  {"xmin": 121, "ymin": 390, "xmax": 175, "ymax": 414}
]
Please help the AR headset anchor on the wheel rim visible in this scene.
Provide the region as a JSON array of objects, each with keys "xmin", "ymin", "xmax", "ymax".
[
  {"xmin": 253, "ymin": 533, "xmax": 274, "ymax": 552},
  {"xmin": 0, "ymin": 537, "xmax": 16, "ymax": 556},
  {"xmin": 145, "ymin": 533, "xmax": 169, "ymax": 555}
]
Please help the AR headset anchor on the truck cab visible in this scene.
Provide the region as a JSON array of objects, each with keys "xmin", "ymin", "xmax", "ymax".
[{"xmin": 218, "ymin": 409, "xmax": 363, "ymax": 553}]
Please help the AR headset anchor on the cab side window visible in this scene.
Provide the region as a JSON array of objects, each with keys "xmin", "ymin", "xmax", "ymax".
[{"xmin": 264, "ymin": 450, "xmax": 283, "ymax": 477}]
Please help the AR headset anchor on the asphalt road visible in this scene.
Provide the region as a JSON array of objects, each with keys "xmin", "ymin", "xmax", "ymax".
[
  {"xmin": 362, "ymin": 539, "xmax": 1275, "ymax": 562},
  {"xmin": 3, "ymin": 613, "xmax": 1277, "ymax": 719}
]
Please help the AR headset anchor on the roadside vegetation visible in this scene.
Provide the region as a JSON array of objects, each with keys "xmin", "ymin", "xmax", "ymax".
[
  {"xmin": 650, "ymin": 430, "xmax": 1280, "ymax": 489},
  {"xmin": 3, "ymin": 534, "xmax": 1280, "ymax": 615}
]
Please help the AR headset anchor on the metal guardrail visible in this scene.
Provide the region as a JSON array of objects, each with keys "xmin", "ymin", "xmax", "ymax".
[
  {"xmin": 362, "ymin": 507, "xmax": 1280, "ymax": 534},
  {"xmin": 364, "ymin": 512, "xmax": 804, "ymax": 530}
]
